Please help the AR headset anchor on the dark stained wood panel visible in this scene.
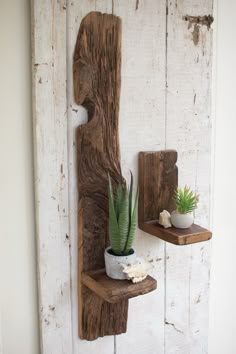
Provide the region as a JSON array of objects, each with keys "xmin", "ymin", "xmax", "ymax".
[
  {"xmin": 139, "ymin": 150, "xmax": 178, "ymax": 223},
  {"xmin": 74, "ymin": 12, "xmax": 127, "ymax": 340}
]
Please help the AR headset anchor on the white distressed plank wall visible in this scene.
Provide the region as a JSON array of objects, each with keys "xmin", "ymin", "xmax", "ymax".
[
  {"xmin": 113, "ymin": 1, "xmax": 166, "ymax": 353},
  {"xmin": 32, "ymin": 0, "xmax": 214, "ymax": 353},
  {"xmin": 32, "ymin": 1, "xmax": 73, "ymax": 353},
  {"xmin": 165, "ymin": 1, "xmax": 213, "ymax": 353}
]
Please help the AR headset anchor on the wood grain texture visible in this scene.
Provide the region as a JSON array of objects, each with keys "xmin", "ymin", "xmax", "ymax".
[
  {"xmin": 74, "ymin": 11, "xmax": 128, "ymax": 341},
  {"xmin": 82, "ymin": 269, "xmax": 157, "ymax": 303},
  {"xmin": 67, "ymin": 0, "xmax": 116, "ymax": 352},
  {"xmin": 74, "ymin": 11, "xmax": 123, "ymax": 193},
  {"xmin": 140, "ymin": 222, "xmax": 212, "ymax": 246},
  {"xmin": 138, "ymin": 150, "xmax": 178, "ymax": 224},
  {"xmin": 82, "ymin": 293, "xmax": 128, "ymax": 339}
]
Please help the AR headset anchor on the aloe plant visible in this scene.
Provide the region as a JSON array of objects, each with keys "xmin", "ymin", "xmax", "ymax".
[
  {"xmin": 173, "ymin": 185, "xmax": 199, "ymax": 214},
  {"xmin": 108, "ymin": 173, "xmax": 138, "ymax": 256}
]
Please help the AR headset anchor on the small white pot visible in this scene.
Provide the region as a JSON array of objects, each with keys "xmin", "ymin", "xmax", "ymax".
[
  {"xmin": 171, "ymin": 211, "xmax": 194, "ymax": 229},
  {"xmin": 104, "ymin": 247, "xmax": 136, "ymax": 280}
]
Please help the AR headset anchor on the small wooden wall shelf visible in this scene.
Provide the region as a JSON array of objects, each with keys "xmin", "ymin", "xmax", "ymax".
[
  {"xmin": 82, "ymin": 269, "xmax": 157, "ymax": 304},
  {"xmin": 138, "ymin": 151, "xmax": 212, "ymax": 245},
  {"xmin": 140, "ymin": 221, "xmax": 211, "ymax": 246},
  {"xmin": 74, "ymin": 12, "xmax": 157, "ymax": 341}
]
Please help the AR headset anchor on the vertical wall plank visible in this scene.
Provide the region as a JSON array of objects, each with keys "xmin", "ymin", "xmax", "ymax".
[
  {"xmin": 67, "ymin": 1, "xmax": 114, "ymax": 353},
  {"xmin": 32, "ymin": 1, "xmax": 73, "ymax": 353},
  {"xmin": 95, "ymin": 0, "xmax": 112, "ymax": 12},
  {"xmin": 113, "ymin": 1, "xmax": 166, "ymax": 353},
  {"xmin": 165, "ymin": 1, "xmax": 213, "ymax": 353}
]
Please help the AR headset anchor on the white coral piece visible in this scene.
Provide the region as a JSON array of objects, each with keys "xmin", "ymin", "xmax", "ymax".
[
  {"xmin": 122, "ymin": 258, "xmax": 150, "ymax": 283},
  {"xmin": 159, "ymin": 209, "xmax": 172, "ymax": 228}
]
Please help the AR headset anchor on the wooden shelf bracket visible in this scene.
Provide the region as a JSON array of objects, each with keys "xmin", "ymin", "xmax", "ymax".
[{"xmin": 138, "ymin": 150, "xmax": 212, "ymax": 245}]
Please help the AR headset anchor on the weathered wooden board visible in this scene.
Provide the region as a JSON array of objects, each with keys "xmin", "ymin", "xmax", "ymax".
[
  {"xmin": 142, "ymin": 222, "xmax": 212, "ymax": 246},
  {"xmin": 82, "ymin": 270, "xmax": 157, "ymax": 303},
  {"xmin": 67, "ymin": 0, "xmax": 117, "ymax": 352},
  {"xmin": 32, "ymin": 1, "xmax": 73, "ymax": 353},
  {"xmin": 138, "ymin": 150, "xmax": 178, "ymax": 223},
  {"xmin": 74, "ymin": 11, "xmax": 129, "ymax": 341},
  {"xmin": 165, "ymin": 1, "xmax": 213, "ymax": 353}
]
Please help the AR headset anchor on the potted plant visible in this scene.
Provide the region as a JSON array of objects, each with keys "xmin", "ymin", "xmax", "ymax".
[
  {"xmin": 104, "ymin": 173, "xmax": 139, "ymax": 280},
  {"xmin": 171, "ymin": 185, "xmax": 198, "ymax": 229}
]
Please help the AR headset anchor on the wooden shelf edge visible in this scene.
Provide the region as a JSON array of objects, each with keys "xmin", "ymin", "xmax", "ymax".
[
  {"xmin": 139, "ymin": 221, "xmax": 212, "ymax": 246},
  {"xmin": 82, "ymin": 269, "xmax": 157, "ymax": 304}
]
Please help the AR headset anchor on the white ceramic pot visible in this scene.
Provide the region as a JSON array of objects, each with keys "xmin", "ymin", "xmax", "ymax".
[
  {"xmin": 104, "ymin": 247, "xmax": 136, "ymax": 280},
  {"xmin": 171, "ymin": 211, "xmax": 194, "ymax": 229}
]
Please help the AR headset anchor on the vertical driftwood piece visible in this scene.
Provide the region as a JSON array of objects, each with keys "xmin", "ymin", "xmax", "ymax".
[
  {"xmin": 73, "ymin": 12, "xmax": 128, "ymax": 341},
  {"xmin": 139, "ymin": 151, "xmax": 178, "ymax": 225},
  {"xmin": 67, "ymin": 1, "xmax": 115, "ymax": 352}
]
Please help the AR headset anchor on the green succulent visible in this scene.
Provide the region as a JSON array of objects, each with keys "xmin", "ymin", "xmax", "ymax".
[
  {"xmin": 108, "ymin": 172, "xmax": 138, "ymax": 256},
  {"xmin": 173, "ymin": 185, "xmax": 198, "ymax": 214}
]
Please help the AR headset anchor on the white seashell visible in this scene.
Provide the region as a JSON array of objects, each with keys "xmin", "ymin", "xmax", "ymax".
[
  {"xmin": 122, "ymin": 258, "xmax": 150, "ymax": 283},
  {"xmin": 159, "ymin": 210, "xmax": 172, "ymax": 228}
]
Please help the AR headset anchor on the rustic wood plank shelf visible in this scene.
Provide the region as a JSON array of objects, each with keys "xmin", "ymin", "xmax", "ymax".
[
  {"xmin": 138, "ymin": 150, "xmax": 212, "ymax": 246},
  {"xmin": 74, "ymin": 13, "xmax": 158, "ymax": 340},
  {"xmin": 82, "ymin": 269, "xmax": 157, "ymax": 304},
  {"xmin": 139, "ymin": 221, "xmax": 212, "ymax": 245}
]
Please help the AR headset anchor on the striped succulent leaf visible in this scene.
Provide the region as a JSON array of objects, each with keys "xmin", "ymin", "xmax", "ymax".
[
  {"xmin": 108, "ymin": 172, "xmax": 138, "ymax": 256},
  {"xmin": 116, "ymin": 183, "xmax": 124, "ymax": 218},
  {"xmin": 124, "ymin": 185, "xmax": 138, "ymax": 253},
  {"xmin": 108, "ymin": 175, "xmax": 120, "ymax": 255},
  {"xmin": 118, "ymin": 189, "xmax": 129, "ymax": 252}
]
